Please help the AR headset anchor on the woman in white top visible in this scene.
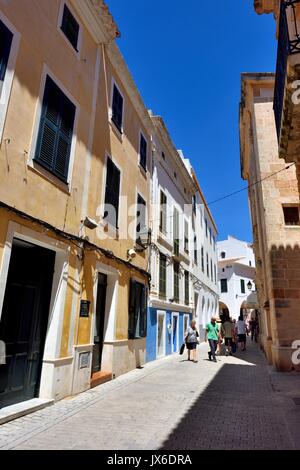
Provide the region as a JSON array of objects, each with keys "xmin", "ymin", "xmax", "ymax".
[
  {"xmin": 236, "ymin": 315, "xmax": 247, "ymax": 351},
  {"xmin": 185, "ymin": 320, "xmax": 199, "ymax": 362}
]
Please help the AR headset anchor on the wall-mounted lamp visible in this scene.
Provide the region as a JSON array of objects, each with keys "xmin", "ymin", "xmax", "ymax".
[{"xmin": 135, "ymin": 227, "xmax": 152, "ymax": 252}]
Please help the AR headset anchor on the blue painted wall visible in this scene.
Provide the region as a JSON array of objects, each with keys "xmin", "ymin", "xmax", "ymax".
[
  {"xmin": 146, "ymin": 308, "xmax": 193, "ymax": 363},
  {"xmin": 146, "ymin": 307, "xmax": 157, "ymax": 363}
]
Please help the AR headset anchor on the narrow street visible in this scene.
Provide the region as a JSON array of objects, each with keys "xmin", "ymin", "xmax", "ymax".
[{"xmin": 0, "ymin": 341, "xmax": 300, "ymax": 450}]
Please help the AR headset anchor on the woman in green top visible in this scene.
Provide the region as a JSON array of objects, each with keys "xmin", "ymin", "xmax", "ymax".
[{"xmin": 205, "ymin": 317, "xmax": 219, "ymax": 362}]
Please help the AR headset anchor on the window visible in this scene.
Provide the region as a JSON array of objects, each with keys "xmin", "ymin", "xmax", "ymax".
[
  {"xmin": 184, "ymin": 220, "xmax": 189, "ymax": 253},
  {"xmin": 136, "ymin": 194, "xmax": 146, "ymax": 244},
  {"xmin": 214, "ymin": 264, "xmax": 217, "ymax": 284},
  {"xmin": 159, "ymin": 253, "xmax": 167, "ymax": 298},
  {"xmin": 220, "ymin": 279, "xmax": 228, "ymax": 293},
  {"xmin": 0, "ymin": 19, "xmax": 13, "ymax": 85},
  {"xmin": 173, "ymin": 261, "xmax": 180, "ymax": 303},
  {"xmin": 173, "ymin": 207, "xmax": 179, "ymax": 256},
  {"xmin": 104, "ymin": 157, "xmax": 120, "ymax": 227},
  {"xmin": 213, "ymin": 236, "xmax": 216, "ymax": 250},
  {"xmin": 111, "ymin": 83, "xmax": 123, "ymax": 132},
  {"xmin": 283, "ymin": 206, "xmax": 300, "ymax": 226},
  {"xmin": 162, "ymin": 151, "xmax": 165, "ymax": 160},
  {"xmin": 210, "ymin": 259, "xmax": 213, "ymax": 282},
  {"xmin": 205, "ymin": 219, "xmax": 208, "ymax": 237},
  {"xmin": 194, "ymin": 235, "xmax": 198, "ymax": 264},
  {"xmin": 159, "ymin": 191, "xmax": 167, "ymax": 233},
  {"xmin": 241, "ymin": 279, "xmax": 245, "ymax": 294},
  {"xmin": 184, "ymin": 271, "xmax": 189, "ymax": 306},
  {"xmin": 206, "ymin": 253, "xmax": 209, "ymax": 278},
  {"xmin": 201, "ymin": 246, "xmax": 204, "ymax": 272},
  {"xmin": 128, "ymin": 280, "xmax": 147, "ymax": 339},
  {"xmin": 192, "ymin": 195, "xmax": 196, "ymax": 214},
  {"xmin": 34, "ymin": 75, "xmax": 76, "ymax": 182},
  {"xmin": 139, "ymin": 133, "xmax": 147, "ymax": 170},
  {"xmin": 174, "ymin": 172, "xmax": 177, "ymax": 179},
  {"xmin": 209, "ymin": 228, "xmax": 212, "ymax": 244},
  {"xmin": 60, "ymin": 4, "xmax": 79, "ymax": 51},
  {"xmin": 200, "ymin": 208, "xmax": 203, "ymax": 227},
  {"xmin": 220, "ymin": 251, "xmax": 226, "ymax": 259},
  {"xmin": 249, "ymin": 261, "xmax": 252, "ymax": 267}
]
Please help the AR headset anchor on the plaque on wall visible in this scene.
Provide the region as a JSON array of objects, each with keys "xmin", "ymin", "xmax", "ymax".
[
  {"xmin": 80, "ymin": 300, "xmax": 90, "ymax": 317},
  {"xmin": 79, "ymin": 351, "xmax": 90, "ymax": 369}
]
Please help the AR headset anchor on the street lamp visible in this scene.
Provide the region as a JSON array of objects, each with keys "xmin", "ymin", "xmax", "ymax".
[
  {"xmin": 247, "ymin": 281, "xmax": 253, "ymax": 292},
  {"xmin": 135, "ymin": 227, "xmax": 152, "ymax": 252}
]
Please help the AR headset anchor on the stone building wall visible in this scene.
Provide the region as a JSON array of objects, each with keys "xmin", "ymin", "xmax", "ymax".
[{"xmin": 240, "ymin": 73, "xmax": 300, "ymax": 371}]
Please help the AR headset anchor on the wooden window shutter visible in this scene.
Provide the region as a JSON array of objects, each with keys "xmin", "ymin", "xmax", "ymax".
[
  {"xmin": 104, "ymin": 158, "xmax": 120, "ymax": 227},
  {"xmin": 112, "ymin": 84, "xmax": 123, "ymax": 131},
  {"xmin": 140, "ymin": 284, "xmax": 148, "ymax": 338},
  {"xmin": 0, "ymin": 19, "xmax": 13, "ymax": 82},
  {"xmin": 61, "ymin": 4, "xmax": 80, "ymax": 51},
  {"xmin": 128, "ymin": 279, "xmax": 137, "ymax": 340},
  {"xmin": 35, "ymin": 76, "xmax": 75, "ymax": 182},
  {"xmin": 139, "ymin": 134, "xmax": 147, "ymax": 170}
]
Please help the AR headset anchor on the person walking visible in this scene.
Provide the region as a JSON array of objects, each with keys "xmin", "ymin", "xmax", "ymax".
[
  {"xmin": 237, "ymin": 315, "xmax": 247, "ymax": 351},
  {"xmin": 250, "ymin": 318, "xmax": 257, "ymax": 342},
  {"xmin": 221, "ymin": 317, "xmax": 235, "ymax": 356},
  {"xmin": 205, "ymin": 317, "xmax": 219, "ymax": 362},
  {"xmin": 185, "ymin": 319, "xmax": 199, "ymax": 362}
]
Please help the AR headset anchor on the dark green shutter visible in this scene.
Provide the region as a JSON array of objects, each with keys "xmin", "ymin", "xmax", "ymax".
[
  {"xmin": 35, "ymin": 76, "xmax": 75, "ymax": 182},
  {"xmin": 140, "ymin": 284, "xmax": 148, "ymax": 338},
  {"xmin": 174, "ymin": 262, "xmax": 179, "ymax": 302},
  {"xmin": 128, "ymin": 279, "xmax": 137, "ymax": 339},
  {"xmin": 112, "ymin": 85, "xmax": 123, "ymax": 131},
  {"xmin": 173, "ymin": 208, "xmax": 179, "ymax": 255},
  {"xmin": 104, "ymin": 158, "xmax": 120, "ymax": 227},
  {"xmin": 159, "ymin": 254, "xmax": 166, "ymax": 298},
  {"xmin": 0, "ymin": 19, "xmax": 13, "ymax": 82},
  {"xmin": 139, "ymin": 134, "xmax": 147, "ymax": 170},
  {"xmin": 61, "ymin": 4, "xmax": 79, "ymax": 51}
]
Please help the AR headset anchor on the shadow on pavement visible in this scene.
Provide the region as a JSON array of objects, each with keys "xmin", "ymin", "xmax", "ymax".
[{"xmin": 160, "ymin": 345, "xmax": 294, "ymax": 450}]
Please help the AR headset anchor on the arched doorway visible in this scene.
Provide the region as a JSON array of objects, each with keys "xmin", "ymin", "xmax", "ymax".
[{"xmin": 219, "ymin": 301, "xmax": 230, "ymax": 322}]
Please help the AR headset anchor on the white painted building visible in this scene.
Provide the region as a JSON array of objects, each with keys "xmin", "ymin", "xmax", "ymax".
[
  {"xmin": 146, "ymin": 115, "xmax": 219, "ymax": 362},
  {"xmin": 217, "ymin": 236, "xmax": 258, "ymax": 320}
]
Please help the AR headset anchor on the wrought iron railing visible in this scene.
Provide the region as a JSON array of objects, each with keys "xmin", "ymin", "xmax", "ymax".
[{"xmin": 274, "ymin": 0, "xmax": 300, "ymax": 140}]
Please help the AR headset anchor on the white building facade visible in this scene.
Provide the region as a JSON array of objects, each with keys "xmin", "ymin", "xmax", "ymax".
[
  {"xmin": 217, "ymin": 236, "xmax": 258, "ymax": 320},
  {"xmin": 146, "ymin": 116, "xmax": 219, "ymax": 362}
]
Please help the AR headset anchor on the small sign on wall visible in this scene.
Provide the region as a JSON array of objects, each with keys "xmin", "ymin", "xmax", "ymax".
[
  {"xmin": 80, "ymin": 300, "xmax": 90, "ymax": 318},
  {"xmin": 79, "ymin": 351, "xmax": 90, "ymax": 369}
]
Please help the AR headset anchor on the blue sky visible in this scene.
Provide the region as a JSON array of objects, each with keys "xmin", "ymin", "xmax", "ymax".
[{"xmin": 106, "ymin": 0, "xmax": 277, "ymax": 242}]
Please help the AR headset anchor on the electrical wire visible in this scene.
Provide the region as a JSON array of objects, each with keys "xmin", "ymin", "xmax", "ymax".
[{"xmin": 206, "ymin": 163, "xmax": 296, "ymax": 207}]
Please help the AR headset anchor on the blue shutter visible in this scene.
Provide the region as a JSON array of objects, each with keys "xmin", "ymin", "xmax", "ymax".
[
  {"xmin": 35, "ymin": 76, "xmax": 75, "ymax": 182},
  {"xmin": 0, "ymin": 19, "xmax": 13, "ymax": 82}
]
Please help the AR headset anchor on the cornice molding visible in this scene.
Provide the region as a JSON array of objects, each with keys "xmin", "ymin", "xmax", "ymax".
[
  {"xmin": 254, "ymin": 0, "xmax": 278, "ymax": 15},
  {"xmin": 71, "ymin": 0, "xmax": 120, "ymax": 44}
]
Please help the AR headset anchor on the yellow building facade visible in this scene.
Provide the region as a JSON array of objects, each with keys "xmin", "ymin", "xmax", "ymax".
[{"xmin": 0, "ymin": 0, "xmax": 153, "ymax": 411}]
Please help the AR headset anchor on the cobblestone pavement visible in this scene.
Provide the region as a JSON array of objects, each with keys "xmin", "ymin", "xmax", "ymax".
[{"xmin": 0, "ymin": 340, "xmax": 299, "ymax": 450}]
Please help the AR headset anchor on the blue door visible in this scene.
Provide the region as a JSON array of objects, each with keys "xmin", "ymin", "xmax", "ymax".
[{"xmin": 172, "ymin": 315, "xmax": 178, "ymax": 352}]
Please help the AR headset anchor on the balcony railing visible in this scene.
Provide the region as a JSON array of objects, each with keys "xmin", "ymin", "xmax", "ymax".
[{"xmin": 274, "ymin": 0, "xmax": 300, "ymax": 139}]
